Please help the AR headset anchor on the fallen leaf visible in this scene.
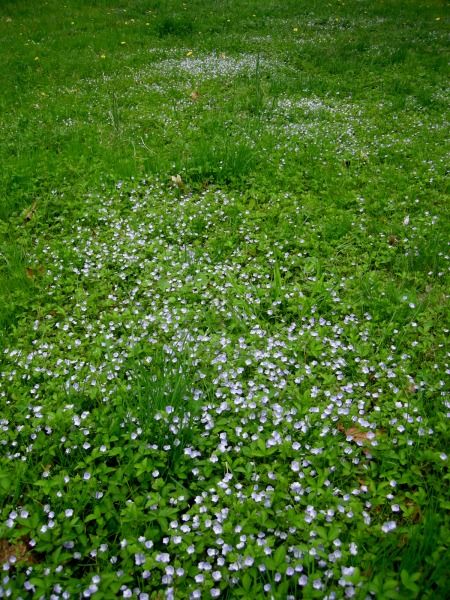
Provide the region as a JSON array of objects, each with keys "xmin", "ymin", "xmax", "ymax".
[
  {"xmin": 345, "ymin": 427, "xmax": 372, "ymax": 443},
  {"xmin": 338, "ymin": 423, "xmax": 377, "ymax": 445},
  {"xmin": 25, "ymin": 265, "xmax": 44, "ymax": 279},
  {"xmin": 23, "ymin": 201, "xmax": 37, "ymax": 222},
  {"xmin": 0, "ymin": 539, "xmax": 37, "ymax": 565},
  {"xmin": 170, "ymin": 174, "xmax": 184, "ymax": 189},
  {"xmin": 388, "ymin": 234, "xmax": 399, "ymax": 246}
]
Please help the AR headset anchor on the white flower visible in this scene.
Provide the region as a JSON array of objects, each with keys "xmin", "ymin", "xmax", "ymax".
[
  {"xmin": 156, "ymin": 553, "xmax": 170, "ymax": 563},
  {"xmin": 135, "ymin": 553, "xmax": 146, "ymax": 566},
  {"xmin": 381, "ymin": 520, "xmax": 397, "ymax": 533},
  {"xmin": 291, "ymin": 460, "xmax": 300, "ymax": 472}
]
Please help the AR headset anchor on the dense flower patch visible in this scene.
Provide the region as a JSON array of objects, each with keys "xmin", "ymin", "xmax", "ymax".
[{"xmin": 1, "ymin": 180, "xmax": 448, "ymax": 598}]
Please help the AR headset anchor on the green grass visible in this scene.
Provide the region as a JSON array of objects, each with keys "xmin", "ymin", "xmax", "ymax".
[{"xmin": 0, "ymin": 0, "xmax": 449, "ymax": 598}]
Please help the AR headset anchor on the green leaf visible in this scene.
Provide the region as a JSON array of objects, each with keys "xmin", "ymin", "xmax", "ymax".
[{"xmin": 273, "ymin": 545, "xmax": 286, "ymax": 568}]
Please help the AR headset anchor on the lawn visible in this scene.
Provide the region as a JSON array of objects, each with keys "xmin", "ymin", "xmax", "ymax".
[{"xmin": 0, "ymin": 0, "xmax": 449, "ymax": 598}]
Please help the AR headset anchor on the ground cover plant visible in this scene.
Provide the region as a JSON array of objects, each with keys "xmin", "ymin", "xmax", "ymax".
[{"xmin": 0, "ymin": 0, "xmax": 449, "ymax": 598}]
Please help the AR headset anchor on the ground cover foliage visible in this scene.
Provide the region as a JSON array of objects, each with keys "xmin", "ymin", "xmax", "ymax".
[{"xmin": 0, "ymin": 0, "xmax": 449, "ymax": 598}]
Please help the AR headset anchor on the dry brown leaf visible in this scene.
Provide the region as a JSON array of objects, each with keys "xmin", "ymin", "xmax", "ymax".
[
  {"xmin": 345, "ymin": 427, "xmax": 372, "ymax": 443},
  {"xmin": 170, "ymin": 174, "xmax": 184, "ymax": 189},
  {"xmin": 25, "ymin": 266, "xmax": 44, "ymax": 279},
  {"xmin": 0, "ymin": 539, "xmax": 37, "ymax": 565},
  {"xmin": 388, "ymin": 234, "xmax": 399, "ymax": 246},
  {"xmin": 23, "ymin": 201, "xmax": 37, "ymax": 222},
  {"xmin": 338, "ymin": 423, "xmax": 378, "ymax": 445}
]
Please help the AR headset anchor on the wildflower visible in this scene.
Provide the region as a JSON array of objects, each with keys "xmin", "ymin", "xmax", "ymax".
[
  {"xmin": 156, "ymin": 553, "xmax": 170, "ymax": 563},
  {"xmin": 381, "ymin": 520, "xmax": 397, "ymax": 533},
  {"xmin": 135, "ymin": 553, "xmax": 146, "ymax": 566}
]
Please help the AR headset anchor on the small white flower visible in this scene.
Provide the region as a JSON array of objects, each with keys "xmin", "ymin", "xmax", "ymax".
[
  {"xmin": 291, "ymin": 460, "xmax": 300, "ymax": 472},
  {"xmin": 313, "ymin": 579, "xmax": 322, "ymax": 590},
  {"xmin": 156, "ymin": 553, "xmax": 170, "ymax": 563},
  {"xmin": 381, "ymin": 520, "xmax": 397, "ymax": 533},
  {"xmin": 135, "ymin": 553, "xmax": 146, "ymax": 566}
]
